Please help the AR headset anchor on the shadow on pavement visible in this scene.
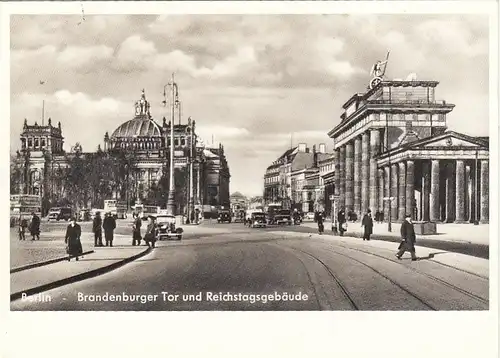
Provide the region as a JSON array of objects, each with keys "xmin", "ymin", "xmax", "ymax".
[{"xmin": 415, "ymin": 252, "xmax": 449, "ymax": 261}]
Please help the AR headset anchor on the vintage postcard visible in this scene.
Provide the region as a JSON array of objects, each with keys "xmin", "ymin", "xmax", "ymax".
[{"xmin": 2, "ymin": 0, "xmax": 498, "ymax": 357}]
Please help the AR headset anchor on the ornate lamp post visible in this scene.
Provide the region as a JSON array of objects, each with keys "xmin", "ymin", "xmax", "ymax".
[{"xmin": 163, "ymin": 73, "xmax": 179, "ymax": 215}]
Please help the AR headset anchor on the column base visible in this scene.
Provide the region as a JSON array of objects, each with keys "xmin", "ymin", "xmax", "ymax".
[
  {"xmin": 454, "ymin": 220, "xmax": 469, "ymax": 224},
  {"xmin": 480, "ymin": 219, "xmax": 489, "ymax": 224}
]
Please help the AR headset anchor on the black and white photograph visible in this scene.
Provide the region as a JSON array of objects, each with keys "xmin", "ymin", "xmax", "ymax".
[{"xmin": 2, "ymin": 0, "xmax": 498, "ymax": 356}]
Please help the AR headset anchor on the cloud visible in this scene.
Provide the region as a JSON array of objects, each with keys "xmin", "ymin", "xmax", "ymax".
[
  {"xmin": 416, "ymin": 19, "xmax": 488, "ymax": 57},
  {"xmin": 115, "ymin": 35, "xmax": 257, "ymax": 80},
  {"xmin": 196, "ymin": 126, "xmax": 251, "ymax": 142},
  {"xmin": 11, "ymin": 91, "xmax": 129, "ymax": 153},
  {"xmin": 195, "ymin": 46, "xmax": 257, "ymax": 79},
  {"xmin": 57, "ymin": 45, "xmax": 114, "ymax": 68}
]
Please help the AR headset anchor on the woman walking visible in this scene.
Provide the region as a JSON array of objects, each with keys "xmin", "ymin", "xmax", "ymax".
[{"xmin": 65, "ymin": 217, "xmax": 83, "ymax": 261}]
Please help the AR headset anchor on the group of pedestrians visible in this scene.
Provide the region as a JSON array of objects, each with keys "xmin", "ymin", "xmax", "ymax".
[
  {"xmin": 132, "ymin": 213, "xmax": 157, "ymax": 248},
  {"xmin": 92, "ymin": 212, "xmax": 117, "ymax": 247},
  {"xmin": 18, "ymin": 212, "xmax": 41, "ymax": 241},
  {"xmin": 333, "ymin": 207, "xmax": 418, "ymax": 261}
]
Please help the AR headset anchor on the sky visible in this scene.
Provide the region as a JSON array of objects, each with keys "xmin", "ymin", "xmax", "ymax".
[{"xmin": 10, "ymin": 14, "xmax": 490, "ymax": 197}]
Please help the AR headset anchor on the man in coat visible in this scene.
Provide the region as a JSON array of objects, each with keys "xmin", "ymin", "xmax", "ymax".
[
  {"xmin": 92, "ymin": 211, "xmax": 103, "ymax": 247},
  {"xmin": 143, "ymin": 216, "xmax": 157, "ymax": 248},
  {"xmin": 337, "ymin": 208, "xmax": 346, "ymax": 236},
  {"xmin": 103, "ymin": 212, "xmax": 116, "ymax": 247},
  {"xmin": 132, "ymin": 214, "xmax": 142, "ymax": 246},
  {"xmin": 361, "ymin": 209, "xmax": 374, "ymax": 241},
  {"xmin": 65, "ymin": 217, "xmax": 83, "ymax": 261},
  {"xmin": 317, "ymin": 211, "xmax": 324, "ymax": 235},
  {"xmin": 19, "ymin": 215, "xmax": 28, "ymax": 240},
  {"xmin": 29, "ymin": 212, "xmax": 41, "ymax": 240},
  {"xmin": 396, "ymin": 214, "xmax": 418, "ymax": 261}
]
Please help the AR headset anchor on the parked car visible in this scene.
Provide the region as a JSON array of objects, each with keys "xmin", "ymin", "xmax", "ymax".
[
  {"xmin": 274, "ymin": 210, "xmax": 292, "ymax": 225},
  {"xmin": 250, "ymin": 212, "xmax": 267, "ymax": 228},
  {"xmin": 217, "ymin": 210, "xmax": 232, "ymax": 223},
  {"xmin": 304, "ymin": 212, "xmax": 315, "ymax": 221},
  {"xmin": 155, "ymin": 214, "xmax": 183, "ymax": 241},
  {"xmin": 47, "ymin": 207, "xmax": 72, "ymax": 222}
]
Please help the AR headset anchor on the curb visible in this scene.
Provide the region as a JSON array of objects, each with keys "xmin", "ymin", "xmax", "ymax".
[
  {"xmin": 11, "ymin": 250, "xmax": 96, "ymax": 273},
  {"xmin": 10, "ymin": 246, "xmax": 153, "ymax": 302}
]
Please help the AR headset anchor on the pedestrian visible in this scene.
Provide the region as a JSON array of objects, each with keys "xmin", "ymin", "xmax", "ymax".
[
  {"xmin": 132, "ymin": 213, "xmax": 142, "ymax": 246},
  {"xmin": 29, "ymin": 212, "xmax": 41, "ymax": 241},
  {"xmin": 18, "ymin": 215, "xmax": 28, "ymax": 240},
  {"xmin": 143, "ymin": 216, "xmax": 157, "ymax": 248},
  {"xmin": 65, "ymin": 216, "xmax": 83, "ymax": 261},
  {"xmin": 103, "ymin": 212, "xmax": 116, "ymax": 247},
  {"xmin": 361, "ymin": 209, "xmax": 373, "ymax": 241},
  {"xmin": 317, "ymin": 211, "xmax": 324, "ymax": 235},
  {"xmin": 337, "ymin": 208, "xmax": 346, "ymax": 236},
  {"xmin": 92, "ymin": 211, "xmax": 103, "ymax": 247},
  {"xmin": 396, "ymin": 214, "xmax": 418, "ymax": 261}
]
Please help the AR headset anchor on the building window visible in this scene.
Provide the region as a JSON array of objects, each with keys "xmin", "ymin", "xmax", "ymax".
[
  {"xmin": 181, "ymin": 137, "xmax": 186, "ymax": 146},
  {"xmin": 175, "ymin": 139, "xmax": 179, "ymax": 146},
  {"xmin": 34, "ymin": 138, "xmax": 39, "ymax": 147},
  {"xmin": 21, "ymin": 139, "xmax": 26, "ymax": 149},
  {"xmin": 41, "ymin": 138, "xmax": 46, "ymax": 147}
]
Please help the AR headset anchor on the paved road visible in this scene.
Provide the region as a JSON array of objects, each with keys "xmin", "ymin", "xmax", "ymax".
[{"xmin": 11, "ymin": 223, "xmax": 488, "ymax": 311}]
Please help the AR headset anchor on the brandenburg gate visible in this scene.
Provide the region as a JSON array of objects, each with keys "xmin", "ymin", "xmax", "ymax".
[{"xmin": 328, "ymin": 79, "xmax": 489, "ymax": 224}]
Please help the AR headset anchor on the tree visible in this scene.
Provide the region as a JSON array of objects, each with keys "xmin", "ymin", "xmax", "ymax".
[
  {"xmin": 10, "ymin": 153, "xmax": 23, "ymax": 194},
  {"xmin": 64, "ymin": 150, "xmax": 92, "ymax": 211}
]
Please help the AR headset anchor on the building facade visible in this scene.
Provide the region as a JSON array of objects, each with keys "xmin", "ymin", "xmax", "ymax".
[
  {"xmin": 14, "ymin": 90, "xmax": 231, "ymax": 215},
  {"xmin": 318, "ymin": 154, "xmax": 335, "ymax": 217},
  {"xmin": 328, "ymin": 80, "xmax": 489, "ymax": 224},
  {"xmin": 264, "ymin": 143, "xmax": 331, "ymax": 211}
]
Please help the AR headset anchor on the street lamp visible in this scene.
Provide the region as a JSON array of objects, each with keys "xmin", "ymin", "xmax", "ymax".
[{"xmin": 163, "ymin": 73, "xmax": 179, "ymax": 216}]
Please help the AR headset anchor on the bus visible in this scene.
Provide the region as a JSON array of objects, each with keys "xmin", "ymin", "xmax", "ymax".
[
  {"xmin": 104, "ymin": 199, "xmax": 128, "ymax": 219},
  {"xmin": 10, "ymin": 194, "xmax": 41, "ymax": 227},
  {"xmin": 132, "ymin": 204, "xmax": 160, "ymax": 217}
]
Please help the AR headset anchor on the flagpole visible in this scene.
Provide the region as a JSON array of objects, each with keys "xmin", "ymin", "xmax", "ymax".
[{"xmin": 42, "ymin": 100, "xmax": 45, "ymax": 126}]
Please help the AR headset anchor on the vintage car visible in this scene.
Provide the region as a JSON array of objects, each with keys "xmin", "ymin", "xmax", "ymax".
[
  {"xmin": 217, "ymin": 210, "xmax": 232, "ymax": 223},
  {"xmin": 47, "ymin": 207, "xmax": 72, "ymax": 222},
  {"xmin": 249, "ymin": 212, "xmax": 267, "ymax": 228},
  {"xmin": 304, "ymin": 212, "xmax": 315, "ymax": 221},
  {"xmin": 155, "ymin": 214, "xmax": 183, "ymax": 241},
  {"xmin": 274, "ymin": 209, "xmax": 292, "ymax": 225}
]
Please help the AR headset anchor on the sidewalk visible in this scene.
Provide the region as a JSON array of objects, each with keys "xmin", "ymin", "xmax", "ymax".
[
  {"xmin": 301, "ymin": 221, "xmax": 490, "ymax": 245},
  {"xmin": 11, "ymin": 245, "xmax": 151, "ymax": 301},
  {"xmin": 271, "ymin": 231, "xmax": 489, "ymax": 279}
]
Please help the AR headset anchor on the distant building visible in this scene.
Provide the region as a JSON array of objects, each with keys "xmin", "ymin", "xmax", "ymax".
[
  {"xmin": 230, "ymin": 191, "xmax": 248, "ymax": 212},
  {"xmin": 328, "ymin": 80, "xmax": 489, "ymax": 224},
  {"xmin": 264, "ymin": 143, "xmax": 331, "ymax": 210},
  {"xmin": 13, "ymin": 90, "xmax": 231, "ymax": 215}
]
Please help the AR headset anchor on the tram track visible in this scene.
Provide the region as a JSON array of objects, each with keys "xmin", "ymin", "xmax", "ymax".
[
  {"xmin": 273, "ymin": 241, "xmax": 440, "ymax": 310},
  {"xmin": 329, "ymin": 242, "xmax": 489, "ymax": 305},
  {"xmin": 276, "ymin": 244, "xmax": 359, "ymax": 311}
]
